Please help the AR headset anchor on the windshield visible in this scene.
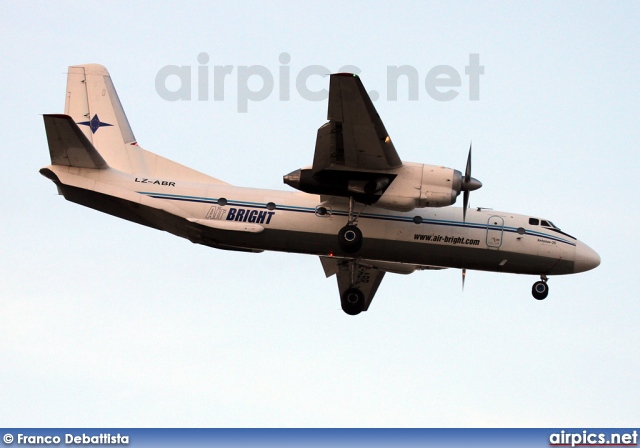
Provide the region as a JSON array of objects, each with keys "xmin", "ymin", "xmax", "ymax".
[
  {"xmin": 529, "ymin": 218, "xmax": 561, "ymax": 230},
  {"xmin": 540, "ymin": 219, "xmax": 560, "ymax": 230}
]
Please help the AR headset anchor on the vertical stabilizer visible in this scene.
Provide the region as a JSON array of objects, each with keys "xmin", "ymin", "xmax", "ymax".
[
  {"xmin": 58, "ymin": 64, "xmax": 228, "ymax": 185},
  {"xmin": 64, "ymin": 64, "xmax": 137, "ymax": 172}
]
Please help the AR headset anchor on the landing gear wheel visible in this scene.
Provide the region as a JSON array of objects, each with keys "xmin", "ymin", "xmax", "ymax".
[
  {"xmin": 341, "ymin": 287, "xmax": 365, "ymax": 315},
  {"xmin": 532, "ymin": 280, "xmax": 549, "ymax": 300},
  {"xmin": 338, "ymin": 225, "xmax": 363, "ymax": 253}
]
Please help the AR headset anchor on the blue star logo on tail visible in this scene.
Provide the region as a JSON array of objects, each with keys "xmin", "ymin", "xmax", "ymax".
[{"xmin": 77, "ymin": 114, "xmax": 113, "ymax": 134}]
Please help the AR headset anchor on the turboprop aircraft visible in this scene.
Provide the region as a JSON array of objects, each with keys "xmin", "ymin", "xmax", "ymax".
[{"xmin": 40, "ymin": 64, "xmax": 600, "ymax": 315}]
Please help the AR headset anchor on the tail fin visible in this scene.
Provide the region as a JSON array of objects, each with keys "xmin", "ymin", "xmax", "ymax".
[
  {"xmin": 49, "ymin": 64, "xmax": 228, "ymax": 185},
  {"xmin": 64, "ymin": 64, "xmax": 137, "ymax": 172}
]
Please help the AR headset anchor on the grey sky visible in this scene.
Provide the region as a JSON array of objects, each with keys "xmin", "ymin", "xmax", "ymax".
[{"xmin": 1, "ymin": 1, "xmax": 638, "ymax": 426}]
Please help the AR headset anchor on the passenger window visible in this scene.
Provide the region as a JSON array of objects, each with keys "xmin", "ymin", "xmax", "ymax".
[
  {"xmin": 529, "ymin": 218, "xmax": 539, "ymax": 225},
  {"xmin": 315, "ymin": 206, "xmax": 331, "ymax": 217}
]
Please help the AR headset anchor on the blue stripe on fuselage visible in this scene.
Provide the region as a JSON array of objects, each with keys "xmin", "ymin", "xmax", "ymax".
[{"xmin": 137, "ymin": 191, "xmax": 576, "ymax": 247}]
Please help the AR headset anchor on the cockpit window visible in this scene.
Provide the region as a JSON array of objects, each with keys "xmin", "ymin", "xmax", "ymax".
[
  {"xmin": 529, "ymin": 217, "xmax": 575, "ymax": 239},
  {"xmin": 538, "ymin": 219, "xmax": 561, "ymax": 229},
  {"xmin": 529, "ymin": 217, "xmax": 562, "ymax": 230}
]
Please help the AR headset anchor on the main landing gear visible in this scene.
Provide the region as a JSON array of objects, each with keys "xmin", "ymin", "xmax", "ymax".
[
  {"xmin": 340, "ymin": 259, "xmax": 367, "ymax": 315},
  {"xmin": 341, "ymin": 287, "xmax": 365, "ymax": 315},
  {"xmin": 338, "ymin": 197, "xmax": 363, "ymax": 254},
  {"xmin": 532, "ymin": 275, "xmax": 549, "ymax": 300}
]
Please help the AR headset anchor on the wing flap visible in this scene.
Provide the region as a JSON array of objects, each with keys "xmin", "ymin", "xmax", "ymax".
[{"xmin": 43, "ymin": 114, "xmax": 107, "ymax": 169}]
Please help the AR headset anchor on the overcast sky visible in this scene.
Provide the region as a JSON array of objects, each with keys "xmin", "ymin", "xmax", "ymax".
[{"xmin": 1, "ymin": 1, "xmax": 638, "ymax": 427}]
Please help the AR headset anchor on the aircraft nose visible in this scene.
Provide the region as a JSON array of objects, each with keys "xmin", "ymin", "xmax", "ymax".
[{"xmin": 574, "ymin": 240, "xmax": 601, "ymax": 273}]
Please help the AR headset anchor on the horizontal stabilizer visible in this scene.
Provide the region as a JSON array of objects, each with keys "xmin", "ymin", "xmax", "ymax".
[{"xmin": 43, "ymin": 114, "xmax": 107, "ymax": 169}]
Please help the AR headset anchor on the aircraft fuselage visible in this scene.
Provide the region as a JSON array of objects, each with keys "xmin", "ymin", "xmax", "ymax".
[{"xmin": 43, "ymin": 164, "xmax": 596, "ymax": 277}]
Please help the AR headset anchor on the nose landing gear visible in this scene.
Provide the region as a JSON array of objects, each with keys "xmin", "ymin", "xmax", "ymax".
[
  {"xmin": 338, "ymin": 197, "xmax": 363, "ymax": 253},
  {"xmin": 532, "ymin": 275, "xmax": 549, "ymax": 300}
]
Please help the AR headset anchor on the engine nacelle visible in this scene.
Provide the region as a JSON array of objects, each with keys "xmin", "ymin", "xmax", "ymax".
[
  {"xmin": 283, "ymin": 161, "xmax": 480, "ymax": 213},
  {"xmin": 375, "ymin": 162, "xmax": 462, "ymax": 211}
]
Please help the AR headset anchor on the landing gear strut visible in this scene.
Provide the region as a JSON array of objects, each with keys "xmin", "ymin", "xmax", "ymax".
[
  {"xmin": 532, "ymin": 275, "xmax": 549, "ymax": 300},
  {"xmin": 338, "ymin": 197, "xmax": 363, "ymax": 253}
]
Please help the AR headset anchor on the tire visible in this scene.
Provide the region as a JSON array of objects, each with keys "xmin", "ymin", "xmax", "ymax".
[
  {"xmin": 532, "ymin": 281, "xmax": 549, "ymax": 300},
  {"xmin": 341, "ymin": 288, "xmax": 365, "ymax": 315},
  {"xmin": 338, "ymin": 225, "xmax": 363, "ymax": 253}
]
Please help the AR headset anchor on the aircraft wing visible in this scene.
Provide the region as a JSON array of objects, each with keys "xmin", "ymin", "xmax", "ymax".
[
  {"xmin": 312, "ymin": 74, "xmax": 402, "ymax": 174},
  {"xmin": 320, "ymin": 256, "xmax": 386, "ymax": 312},
  {"xmin": 320, "ymin": 256, "xmax": 448, "ymax": 312}
]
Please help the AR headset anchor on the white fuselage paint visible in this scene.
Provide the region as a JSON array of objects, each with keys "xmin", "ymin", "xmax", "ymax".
[{"xmin": 47, "ymin": 165, "xmax": 583, "ymax": 276}]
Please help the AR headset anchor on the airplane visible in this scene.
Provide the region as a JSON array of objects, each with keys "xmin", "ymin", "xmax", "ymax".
[{"xmin": 40, "ymin": 64, "xmax": 600, "ymax": 315}]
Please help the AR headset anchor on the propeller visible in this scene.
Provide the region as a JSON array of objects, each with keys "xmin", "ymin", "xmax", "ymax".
[
  {"xmin": 461, "ymin": 143, "xmax": 482, "ymax": 222},
  {"xmin": 460, "ymin": 142, "xmax": 480, "ymax": 292}
]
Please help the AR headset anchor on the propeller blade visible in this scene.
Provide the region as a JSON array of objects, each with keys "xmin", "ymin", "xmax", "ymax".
[
  {"xmin": 463, "ymin": 189, "xmax": 469, "ymax": 222},
  {"xmin": 465, "ymin": 143, "xmax": 472, "ymax": 183},
  {"xmin": 462, "ymin": 268, "xmax": 467, "ymax": 292},
  {"xmin": 461, "ymin": 142, "xmax": 481, "ymax": 222}
]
